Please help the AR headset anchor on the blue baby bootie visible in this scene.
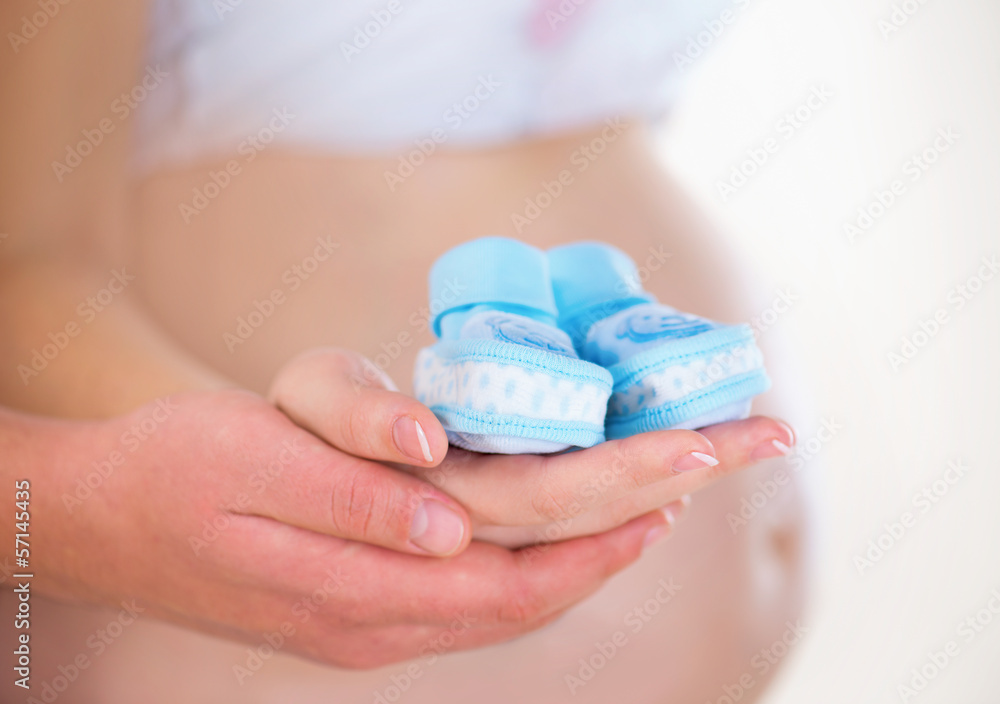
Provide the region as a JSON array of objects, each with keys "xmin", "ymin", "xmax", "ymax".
[
  {"xmin": 413, "ymin": 237, "xmax": 612, "ymax": 454},
  {"xmin": 548, "ymin": 242, "xmax": 770, "ymax": 439}
]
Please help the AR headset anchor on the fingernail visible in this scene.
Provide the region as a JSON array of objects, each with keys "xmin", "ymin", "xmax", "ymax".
[
  {"xmin": 643, "ymin": 522, "xmax": 672, "ymax": 548},
  {"xmin": 393, "ymin": 417, "xmax": 434, "ymax": 463},
  {"xmin": 776, "ymin": 421, "xmax": 797, "ymax": 446},
  {"xmin": 673, "ymin": 451, "xmax": 719, "ymax": 472},
  {"xmin": 410, "ymin": 500, "xmax": 465, "ymax": 556},
  {"xmin": 749, "ymin": 438, "xmax": 792, "ymax": 461},
  {"xmin": 661, "ymin": 496, "xmax": 691, "ymax": 525}
]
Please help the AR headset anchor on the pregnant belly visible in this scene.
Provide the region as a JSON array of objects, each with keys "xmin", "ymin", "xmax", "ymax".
[{"xmin": 101, "ymin": 127, "xmax": 811, "ymax": 703}]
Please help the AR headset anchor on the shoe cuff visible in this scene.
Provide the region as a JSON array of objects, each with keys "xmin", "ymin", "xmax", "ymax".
[
  {"xmin": 429, "ymin": 237, "xmax": 559, "ymax": 339},
  {"xmin": 548, "ymin": 241, "xmax": 654, "ymax": 345}
]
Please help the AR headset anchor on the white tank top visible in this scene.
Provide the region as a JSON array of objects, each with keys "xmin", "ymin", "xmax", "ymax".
[{"xmin": 134, "ymin": 0, "xmax": 729, "ymax": 170}]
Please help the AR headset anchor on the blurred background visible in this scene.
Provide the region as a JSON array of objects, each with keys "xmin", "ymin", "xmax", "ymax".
[
  {"xmin": 3, "ymin": 0, "xmax": 997, "ymax": 702},
  {"xmin": 660, "ymin": 0, "xmax": 1000, "ymax": 700}
]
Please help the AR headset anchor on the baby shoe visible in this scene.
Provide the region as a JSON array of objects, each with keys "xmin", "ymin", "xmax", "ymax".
[
  {"xmin": 548, "ymin": 242, "xmax": 770, "ymax": 439},
  {"xmin": 413, "ymin": 237, "xmax": 613, "ymax": 454}
]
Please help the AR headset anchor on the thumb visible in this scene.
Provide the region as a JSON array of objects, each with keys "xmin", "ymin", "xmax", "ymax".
[{"xmin": 269, "ymin": 347, "xmax": 448, "ymax": 466}]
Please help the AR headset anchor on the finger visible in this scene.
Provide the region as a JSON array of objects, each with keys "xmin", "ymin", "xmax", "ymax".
[
  {"xmin": 233, "ymin": 426, "xmax": 471, "ymax": 557},
  {"xmin": 402, "ymin": 425, "xmax": 715, "ymax": 526},
  {"xmin": 405, "ymin": 415, "xmax": 790, "ymax": 542},
  {"xmin": 256, "ymin": 508, "xmax": 672, "ymax": 627},
  {"xmin": 269, "ymin": 347, "xmax": 448, "ymax": 466},
  {"xmin": 400, "ymin": 431, "xmax": 707, "ymax": 527},
  {"xmin": 663, "ymin": 415, "xmax": 796, "ymax": 491},
  {"xmin": 698, "ymin": 415, "xmax": 796, "ymax": 465},
  {"xmin": 551, "ymin": 416, "xmax": 796, "ymax": 537},
  {"xmin": 472, "ymin": 495, "xmax": 692, "ymax": 548},
  {"xmin": 439, "ymin": 415, "xmax": 790, "ymax": 527}
]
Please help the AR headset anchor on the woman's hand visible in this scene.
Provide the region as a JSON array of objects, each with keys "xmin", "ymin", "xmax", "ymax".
[
  {"xmin": 22, "ymin": 388, "xmax": 669, "ymax": 668},
  {"xmin": 270, "ymin": 348, "xmax": 796, "ymax": 548},
  {"xmin": 432, "ymin": 417, "xmax": 795, "ymax": 546}
]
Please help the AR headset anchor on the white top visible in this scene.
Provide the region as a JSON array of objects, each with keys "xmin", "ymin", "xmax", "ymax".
[{"xmin": 134, "ymin": 0, "xmax": 728, "ymax": 170}]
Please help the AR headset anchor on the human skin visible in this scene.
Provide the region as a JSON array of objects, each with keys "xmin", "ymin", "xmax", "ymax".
[
  {"xmin": 0, "ymin": 396, "xmax": 681, "ymax": 669},
  {"xmin": 270, "ymin": 348, "xmax": 795, "ymax": 547},
  {"xmin": 0, "ymin": 2, "xmax": 810, "ymax": 702},
  {"xmin": 111, "ymin": 137, "xmax": 809, "ymax": 704}
]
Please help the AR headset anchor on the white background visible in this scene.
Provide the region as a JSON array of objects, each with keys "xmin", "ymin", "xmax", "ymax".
[{"xmin": 658, "ymin": 0, "xmax": 1000, "ymax": 701}]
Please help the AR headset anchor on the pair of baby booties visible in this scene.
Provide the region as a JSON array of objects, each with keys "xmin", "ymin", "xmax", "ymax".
[{"xmin": 413, "ymin": 238, "xmax": 770, "ymax": 454}]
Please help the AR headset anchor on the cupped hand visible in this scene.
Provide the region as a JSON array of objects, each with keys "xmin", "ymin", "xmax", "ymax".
[
  {"xmin": 270, "ymin": 348, "xmax": 796, "ymax": 548},
  {"xmin": 28, "ymin": 382, "xmax": 671, "ymax": 668}
]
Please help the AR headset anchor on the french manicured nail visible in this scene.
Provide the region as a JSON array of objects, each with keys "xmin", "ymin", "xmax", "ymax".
[
  {"xmin": 661, "ymin": 496, "xmax": 691, "ymax": 525},
  {"xmin": 393, "ymin": 416, "xmax": 434, "ymax": 463},
  {"xmin": 776, "ymin": 420, "xmax": 797, "ymax": 446},
  {"xmin": 749, "ymin": 438, "xmax": 792, "ymax": 461},
  {"xmin": 673, "ymin": 451, "xmax": 719, "ymax": 472},
  {"xmin": 410, "ymin": 500, "xmax": 465, "ymax": 556},
  {"xmin": 643, "ymin": 522, "xmax": 673, "ymax": 548}
]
